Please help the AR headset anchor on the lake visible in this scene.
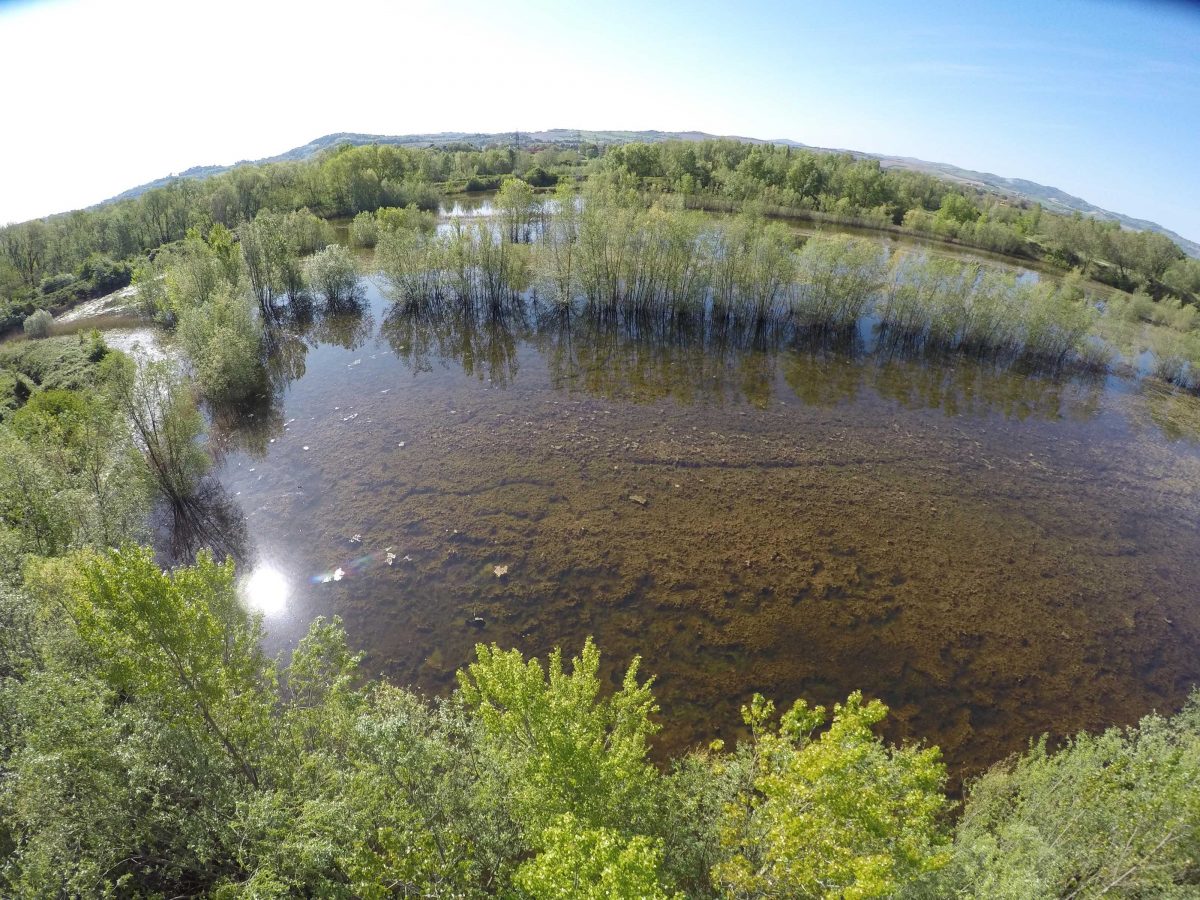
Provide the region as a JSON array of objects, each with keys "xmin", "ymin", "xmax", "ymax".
[{"xmin": 207, "ymin": 273, "xmax": 1200, "ymax": 783}]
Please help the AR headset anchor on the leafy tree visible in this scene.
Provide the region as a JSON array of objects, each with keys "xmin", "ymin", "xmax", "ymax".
[
  {"xmin": 304, "ymin": 244, "xmax": 359, "ymax": 305},
  {"xmin": 714, "ymin": 692, "xmax": 950, "ymax": 899},
  {"xmin": 515, "ymin": 813, "xmax": 682, "ymax": 899},
  {"xmin": 457, "ymin": 637, "xmax": 660, "ymax": 837},
  {"xmin": 496, "ymin": 176, "xmax": 538, "ymax": 243},
  {"xmin": 177, "ymin": 289, "xmax": 264, "ymax": 401},
  {"xmin": 105, "ymin": 355, "xmax": 209, "ymax": 509},
  {"xmin": 927, "ymin": 700, "xmax": 1200, "ymax": 899}
]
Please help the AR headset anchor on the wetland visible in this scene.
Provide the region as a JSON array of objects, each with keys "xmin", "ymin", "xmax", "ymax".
[{"xmin": 210, "ymin": 270, "xmax": 1200, "ymax": 781}]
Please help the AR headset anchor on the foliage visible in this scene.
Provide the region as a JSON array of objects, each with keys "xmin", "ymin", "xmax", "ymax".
[
  {"xmin": 105, "ymin": 355, "xmax": 209, "ymax": 508},
  {"xmin": 924, "ymin": 700, "xmax": 1200, "ymax": 898},
  {"xmin": 458, "ymin": 637, "xmax": 660, "ymax": 836},
  {"xmin": 514, "ymin": 813, "xmax": 682, "ymax": 899},
  {"xmin": 0, "ymin": 544, "xmax": 1198, "ymax": 900},
  {"xmin": 177, "ymin": 289, "xmax": 264, "ymax": 401},
  {"xmin": 348, "ymin": 210, "xmax": 380, "ymax": 248},
  {"xmin": 21, "ymin": 309, "xmax": 52, "ymax": 339},
  {"xmin": 713, "ymin": 692, "xmax": 950, "ymax": 899},
  {"xmin": 497, "ymin": 176, "xmax": 539, "ymax": 242},
  {"xmin": 304, "ymin": 244, "xmax": 359, "ymax": 305}
]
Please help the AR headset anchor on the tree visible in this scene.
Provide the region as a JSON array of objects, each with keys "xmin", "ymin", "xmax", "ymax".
[
  {"xmin": 515, "ymin": 814, "xmax": 682, "ymax": 899},
  {"xmin": 457, "ymin": 637, "xmax": 660, "ymax": 837},
  {"xmin": 105, "ymin": 355, "xmax": 208, "ymax": 510},
  {"xmin": 177, "ymin": 289, "xmax": 264, "ymax": 401},
  {"xmin": 713, "ymin": 692, "xmax": 950, "ymax": 898},
  {"xmin": 496, "ymin": 176, "xmax": 538, "ymax": 243},
  {"xmin": 303, "ymin": 244, "xmax": 359, "ymax": 305},
  {"xmin": 928, "ymin": 699, "xmax": 1200, "ymax": 898}
]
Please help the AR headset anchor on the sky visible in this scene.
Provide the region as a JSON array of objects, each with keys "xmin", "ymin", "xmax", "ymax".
[{"xmin": 1, "ymin": 0, "xmax": 1198, "ymax": 241}]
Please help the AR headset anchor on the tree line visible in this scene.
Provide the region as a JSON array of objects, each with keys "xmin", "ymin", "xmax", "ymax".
[
  {"xmin": 5, "ymin": 137, "xmax": 1198, "ymax": 336},
  {"xmin": 599, "ymin": 140, "xmax": 1200, "ymax": 300}
]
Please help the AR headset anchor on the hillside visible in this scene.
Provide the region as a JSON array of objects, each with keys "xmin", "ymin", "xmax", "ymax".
[{"xmin": 101, "ymin": 129, "xmax": 1199, "ymax": 257}]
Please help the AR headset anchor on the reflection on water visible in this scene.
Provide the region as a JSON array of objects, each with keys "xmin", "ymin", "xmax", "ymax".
[
  {"xmin": 243, "ymin": 564, "xmax": 290, "ymax": 617},
  {"xmin": 209, "ymin": 278, "xmax": 1200, "ymax": 784}
]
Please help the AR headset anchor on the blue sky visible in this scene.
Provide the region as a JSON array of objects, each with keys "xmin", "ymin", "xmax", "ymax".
[{"xmin": 1, "ymin": 0, "xmax": 1198, "ymax": 242}]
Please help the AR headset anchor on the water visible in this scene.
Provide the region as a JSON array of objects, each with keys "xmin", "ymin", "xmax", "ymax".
[{"xmin": 207, "ymin": 279, "xmax": 1200, "ymax": 784}]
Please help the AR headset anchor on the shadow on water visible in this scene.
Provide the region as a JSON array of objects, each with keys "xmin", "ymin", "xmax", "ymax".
[{"xmin": 208, "ymin": 277, "xmax": 1200, "ymax": 788}]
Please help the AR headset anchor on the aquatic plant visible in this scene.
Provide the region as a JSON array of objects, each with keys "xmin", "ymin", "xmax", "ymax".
[
  {"xmin": 792, "ymin": 234, "xmax": 886, "ymax": 332},
  {"xmin": 348, "ymin": 210, "xmax": 380, "ymax": 249}
]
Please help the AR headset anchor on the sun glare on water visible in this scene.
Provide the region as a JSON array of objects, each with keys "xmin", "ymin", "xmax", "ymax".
[{"xmin": 243, "ymin": 565, "xmax": 289, "ymax": 617}]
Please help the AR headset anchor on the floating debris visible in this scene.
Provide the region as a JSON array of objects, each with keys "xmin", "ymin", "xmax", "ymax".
[
  {"xmin": 398, "ymin": 441, "xmax": 406, "ymax": 448},
  {"xmin": 493, "ymin": 564, "xmax": 509, "ymax": 578},
  {"xmin": 349, "ymin": 534, "xmax": 362, "ymax": 546},
  {"xmin": 380, "ymin": 389, "xmax": 391, "ymax": 394},
  {"xmin": 629, "ymin": 494, "xmax": 649, "ymax": 506},
  {"xmin": 348, "ymin": 359, "xmax": 362, "ymax": 367},
  {"xmin": 342, "ymin": 413, "xmax": 359, "ymax": 422},
  {"xmin": 385, "ymin": 548, "xmax": 397, "ymax": 566},
  {"xmin": 303, "ymin": 446, "xmax": 310, "ymax": 451}
]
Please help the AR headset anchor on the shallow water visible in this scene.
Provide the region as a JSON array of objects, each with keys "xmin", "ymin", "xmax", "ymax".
[{"xmin": 211, "ymin": 279, "xmax": 1200, "ymax": 782}]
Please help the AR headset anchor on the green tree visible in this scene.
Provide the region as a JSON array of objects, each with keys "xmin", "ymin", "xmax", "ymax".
[
  {"xmin": 515, "ymin": 813, "xmax": 682, "ymax": 899},
  {"xmin": 105, "ymin": 355, "xmax": 209, "ymax": 510},
  {"xmin": 458, "ymin": 637, "xmax": 660, "ymax": 837},
  {"xmin": 714, "ymin": 692, "xmax": 950, "ymax": 899},
  {"xmin": 177, "ymin": 289, "xmax": 264, "ymax": 401},
  {"xmin": 928, "ymin": 700, "xmax": 1200, "ymax": 899},
  {"xmin": 304, "ymin": 244, "xmax": 359, "ymax": 305},
  {"xmin": 497, "ymin": 176, "xmax": 538, "ymax": 243}
]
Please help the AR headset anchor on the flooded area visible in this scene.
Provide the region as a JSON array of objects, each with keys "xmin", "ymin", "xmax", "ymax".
[{"xmin": 206, "ymin": 277, "xmax": 1200, "ymax": 782}]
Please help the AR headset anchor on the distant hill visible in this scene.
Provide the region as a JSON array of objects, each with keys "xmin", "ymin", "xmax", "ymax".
[{"xmin": 102, "ymin": 129, "xmax": 1199, "ymax": 258}]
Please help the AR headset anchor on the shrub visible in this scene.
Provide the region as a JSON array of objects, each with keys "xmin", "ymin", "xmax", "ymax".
[
  {"xmin": 522, "ymin": 165, "xmax": 559, "ymax": 188},
  {"xmin": 794, "ymin": 234, "xmax": 886, "ymax": 331},
  {"xmin": 375, "ymin": 205, "xmax": 437, "ymax": 235},
  {"xmin": 39, "ymin": 273, "xmax": 75, "ymax": 295},
  {"xmin": 177, "ymin": 290, "xmax": 263, "ymax": 401},
  {"xmin": 22, "ymin": 309, "xmax": 53, "ymax": 339},
  {"xmin": 348, "ymin": 211, "xmax": 379, "ymax": 249},
  {"xmin": 303, "ymin": 244, "xmax": 359, "ymax": 305},
  {"xmin": 926, "ymin": 699, "xmax": 1200, "ymax": 898}
]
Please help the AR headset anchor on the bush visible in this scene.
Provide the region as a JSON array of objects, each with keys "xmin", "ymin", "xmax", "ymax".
[
  {"xmin": 926, "ymin": 699, "xmax": 1200, "ymax": 898},
  {"xmin": 22, "ymin": 309, "xmax": 53, "ymax": 339},
  {"xmin": 77, "ymin": 254, "xmax": 132, "ymax": 294},
  {"xmin": 177, "ymin": 291, "xmax": 263, "ymax": 401},
  {"xmin": 375, "ymin": 205, "xmax": 437, "ymax": 235},
  {"xmin": 522, "ymin": 165, "xmax": 559, "ymax": 188},
  {"xmin": 348, "ymin": 211, "xmax": 379, "ymax": 249},
  {"xmin": 303, "ymin": 244, "xmax": 359, "ymax": 305},
  {"xmin": 39, "ymin": 273, "xmax": 75, "ymax": 295}
]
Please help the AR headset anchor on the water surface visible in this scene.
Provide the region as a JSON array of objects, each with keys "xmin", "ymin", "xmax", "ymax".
[{"xmin": 213, "ymin": 280, "xmax": 1200, "ymax": 781}]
